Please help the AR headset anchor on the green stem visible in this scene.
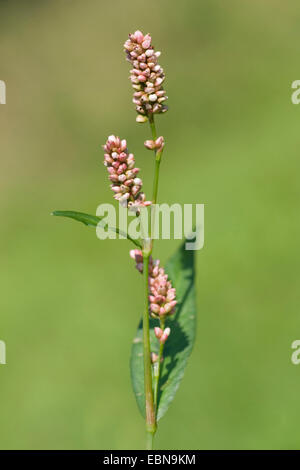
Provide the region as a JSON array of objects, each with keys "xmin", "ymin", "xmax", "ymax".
[
  {"xmin": 149, "ymin": 115, "xmax": 164, "ymax": 243},
  {"xmin": 152, "ymin": 154, "xmax": 162, "ymax": 206},
  {"xmin": 142, "ymin": 247, "xmax": 156, "ymax": 440},
  {"xmin": 149, "ymin": 114, "xmax": 157, "ymax": 140},
  {"xmin": 149, "ymin": 114, "xmax": 164, "ymax": 205},
  {"xmin": 146, "ymin": 430, "xmax": 154, "ymax": 450},
  {"xmin": 153, "ymin": 318, "xmax": 165, "ymax": 413},
  {"xmin": 141, "ymin": 114, "xmax": 165, "ymax": 449}
]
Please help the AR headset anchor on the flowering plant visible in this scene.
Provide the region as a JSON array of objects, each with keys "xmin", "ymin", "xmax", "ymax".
[{"xmin": 53, "ymin": 31, "xmax": 197, "ymax": 450}]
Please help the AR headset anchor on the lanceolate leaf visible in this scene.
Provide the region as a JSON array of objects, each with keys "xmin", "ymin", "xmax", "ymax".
[
  {"xmin": 130, "ymin": 238, "xmax": 197, "ymax": 420},
  {"xmin": 52, "ymin": 210, "xmax": 142, "ymax": 248},
  {"xmin": 52, "ymin": 210, "xmax": 102, "ymax": 227}
]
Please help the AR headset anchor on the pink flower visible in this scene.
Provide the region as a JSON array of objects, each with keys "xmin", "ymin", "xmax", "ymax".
[
  {"xmin": 154, "ymin": 327, "xmax": 171, "ymax": 344},
  {"xmin": 130, "ymin": 250, "xmax": 177, "ymax": 318},
  {"xmin": 103, "ymin": 135, "xmax": 151, "ymax": 212},
  {"xmin": 144, "ymin": 136, "xmax": 165, "ymax": 152},
  {"xmin": 124, "ymin": 31, "xmax": 168, "ymax": 122},
  {"xmin": 149, "ymin": 263, "xmax": 177, "ymax": 317},
  {"xmin": 161, "ymin": 327, "xmax": 171, "ymax": 343}
]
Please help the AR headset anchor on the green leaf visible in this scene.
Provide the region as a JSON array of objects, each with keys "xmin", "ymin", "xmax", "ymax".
[
  {"xmin": 52, "ymin": 210, "xmax": 102, "ymax": 227},
  {"xmin": 130, "ymin": 238, "xmax": 197, "ymax": 420},
  {"xmin": 52, "ymin": 210, "xmax": 142, "ymax": 248}
]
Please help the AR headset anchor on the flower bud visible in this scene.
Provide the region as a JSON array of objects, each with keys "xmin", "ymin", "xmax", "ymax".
[
  {"xmin": 144, "ymin": 136, "xmax": 165, "ymax": 152},
  {"xmin": 136, "ymin": 114, "xmax": 148, "ymax": 123},
  {"xmin": 149, "ymin": 93, "xmax": 157, "ymax": 102},
  {"xmin": 160, "ymin": 327, "xmax": 171, "ymax": 344},
  {"xmin": 144, "ymin": 140, "xmax": 156, "ymax": 150},
  {"xmin": 154, "ymin": 327, "xmax": 163, "ymax": 339}
]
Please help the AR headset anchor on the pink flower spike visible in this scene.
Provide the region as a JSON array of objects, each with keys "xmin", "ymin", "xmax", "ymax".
[
  {"xmin": 129, "ymin": 252, "xmax": 177, "ymax": 319},
  {"xmin": 103, "ymin": 135, "xmax": 151, "ymax": 211},
  {"xmin": 124, "ymin": 31, "xmax": 168, "ymax": 119}
]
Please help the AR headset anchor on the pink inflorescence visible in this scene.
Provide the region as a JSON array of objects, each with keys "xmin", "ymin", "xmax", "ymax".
[
  {"xmin": 124, "ymin": 30, "xmax": 168, "ymax": 122},
  {"xmin": 103, "ymin": 135, "xmax": 151, "ymax": 212},
  {"xmin": 130, "ymin": 249, "xmax": 177, "ymax": 318}
]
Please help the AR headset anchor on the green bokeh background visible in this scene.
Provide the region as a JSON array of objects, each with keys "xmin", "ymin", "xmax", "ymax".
[{"xmin": 1, "ymin": 0, "xmax": 300, "ymax": 449}]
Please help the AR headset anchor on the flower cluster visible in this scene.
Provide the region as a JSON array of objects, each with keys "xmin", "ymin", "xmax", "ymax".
[
  {"xmin": 103, "ymin": 135, "xmax": 151, "ymax": 212},
  {"xmin": 130, "ymin": 249, "xmax": 177, "ymax": 318},
  {"xmin": 144, "ymin": 136, "xmax": 165, "ymax": 152},
  {"xmin": 124, "ymin": 30, "xmax": 168, "ymax": 122}
]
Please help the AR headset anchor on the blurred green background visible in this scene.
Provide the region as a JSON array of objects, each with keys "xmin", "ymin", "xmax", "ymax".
[{"xmin": 1, "ymin": 0, "xmax": 300, "ymax": 450}]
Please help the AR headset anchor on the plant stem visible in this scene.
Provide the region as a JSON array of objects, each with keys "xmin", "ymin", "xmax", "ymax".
[
  {"xmin": 149, "ymin": 114, "xmax": 157, "ymax": 140},
  {"xmin": 152, "ymin": 153, "xmax": 162, "ymax": 206},
  {"xmin": 153, "ymin": 318, "xmax": 165, "ymax": 413},
  {"xmin": 149, "ymin": 115, "xmax": 164, "ymax": 244},
  {"xmin": 141, "ymin": 114, "xmax": 165, "ymax": 449},
  {"xmin": 149, "ymin": 115, "xmax": 164, "ymax": 204},
  {"xmin": 146, "ymin": 430, "xmax": 154, "ymax": 450},
  {"xmin": 142, "ymin": 247, "xmax": 156, "ymax": 443}
]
